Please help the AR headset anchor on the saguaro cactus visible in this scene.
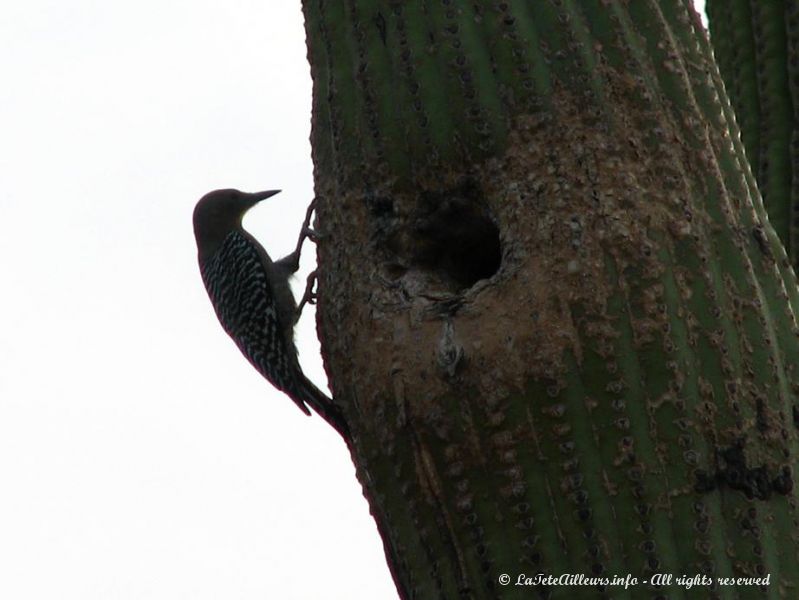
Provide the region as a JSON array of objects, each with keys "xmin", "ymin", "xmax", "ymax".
[
  {"xmin": 706, "ymin": 0, "xmax": 795, "ymax": 266},
  {"xmin": 303, "ymin": 1, "xmax": 799, "ymax": 597}
]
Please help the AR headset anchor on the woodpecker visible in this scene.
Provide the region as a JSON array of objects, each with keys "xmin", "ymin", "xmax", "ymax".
[{"xmin": 193, "ymin": 189, "xmax": 347, "ymax": 437}]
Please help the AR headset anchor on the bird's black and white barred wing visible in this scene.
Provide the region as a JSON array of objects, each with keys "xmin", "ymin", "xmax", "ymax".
[{"xmin": 199, "ymin": 230, "xmax": 311, "ymax": 415}]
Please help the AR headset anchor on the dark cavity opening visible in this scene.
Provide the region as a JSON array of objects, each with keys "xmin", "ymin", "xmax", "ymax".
[
  {"xmin": 373, "ymin": 179, "xmax": 503, "ymax": 291},
  {"xmin": 410, "ymin": 195, "xmax": 501, "ymax": 288}
]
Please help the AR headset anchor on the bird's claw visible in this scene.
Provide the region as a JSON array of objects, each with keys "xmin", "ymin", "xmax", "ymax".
[
  {"xmin": 297, "ymin": 270, "xmax": 319, "ymax": 318},
  {"xmin": 291, "ymin": 197, "xmax": 323, "ymax": 260}
]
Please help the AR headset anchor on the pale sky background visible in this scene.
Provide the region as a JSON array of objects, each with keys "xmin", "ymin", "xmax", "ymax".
[{"xmin": 1, "ymin": 2, "xmax": 705, "ymax": 599}]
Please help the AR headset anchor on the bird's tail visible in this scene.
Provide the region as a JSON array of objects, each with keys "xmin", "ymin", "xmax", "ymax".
[{"xmin": 298, "ymin": 377, "xmax": 350, "ymax": 440}]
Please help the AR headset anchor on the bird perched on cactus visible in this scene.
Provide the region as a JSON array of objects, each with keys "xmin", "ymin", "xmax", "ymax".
[{"xmin": 193, "ymin": 189, "xmax": 347, "ymax": 437}]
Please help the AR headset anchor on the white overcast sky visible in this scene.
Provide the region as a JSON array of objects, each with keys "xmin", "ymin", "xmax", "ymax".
[{"xmin": 1, "ymin": 2, "xmax": 704, "ymax": 599}]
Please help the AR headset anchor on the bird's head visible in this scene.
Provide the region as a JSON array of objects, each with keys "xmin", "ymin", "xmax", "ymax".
[{"xmin": 193, "ymin": 189, "xmax": 280, "ymax": 260}]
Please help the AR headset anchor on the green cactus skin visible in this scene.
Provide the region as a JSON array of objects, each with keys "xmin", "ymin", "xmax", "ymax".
[
  {"xmin": 707, "ymin": 0, "xmax": 794, "ymax": 266},
  {"xmin": 303, "ymin": 1, "xmax": 799, "ymax": 598}
]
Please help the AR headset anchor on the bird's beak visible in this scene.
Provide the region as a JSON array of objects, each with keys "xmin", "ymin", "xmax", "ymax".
[{"xmin": 247, "ymin": 190, "xmax": 281, "ymax": 203}]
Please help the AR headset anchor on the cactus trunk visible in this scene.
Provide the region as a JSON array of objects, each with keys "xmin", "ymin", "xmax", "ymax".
[
  {"xmin": 304, "ymin": 1, "xmax": 799, "ymax": 598},
  {"xmin": 706, "ymin": 0, "xmax": 796, "ymax": 267}
]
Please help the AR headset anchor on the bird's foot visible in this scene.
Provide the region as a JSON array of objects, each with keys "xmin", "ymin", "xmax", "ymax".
[{"xmin": 296, "ymin": 270, "xmax": 319, "ymax": 318}]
